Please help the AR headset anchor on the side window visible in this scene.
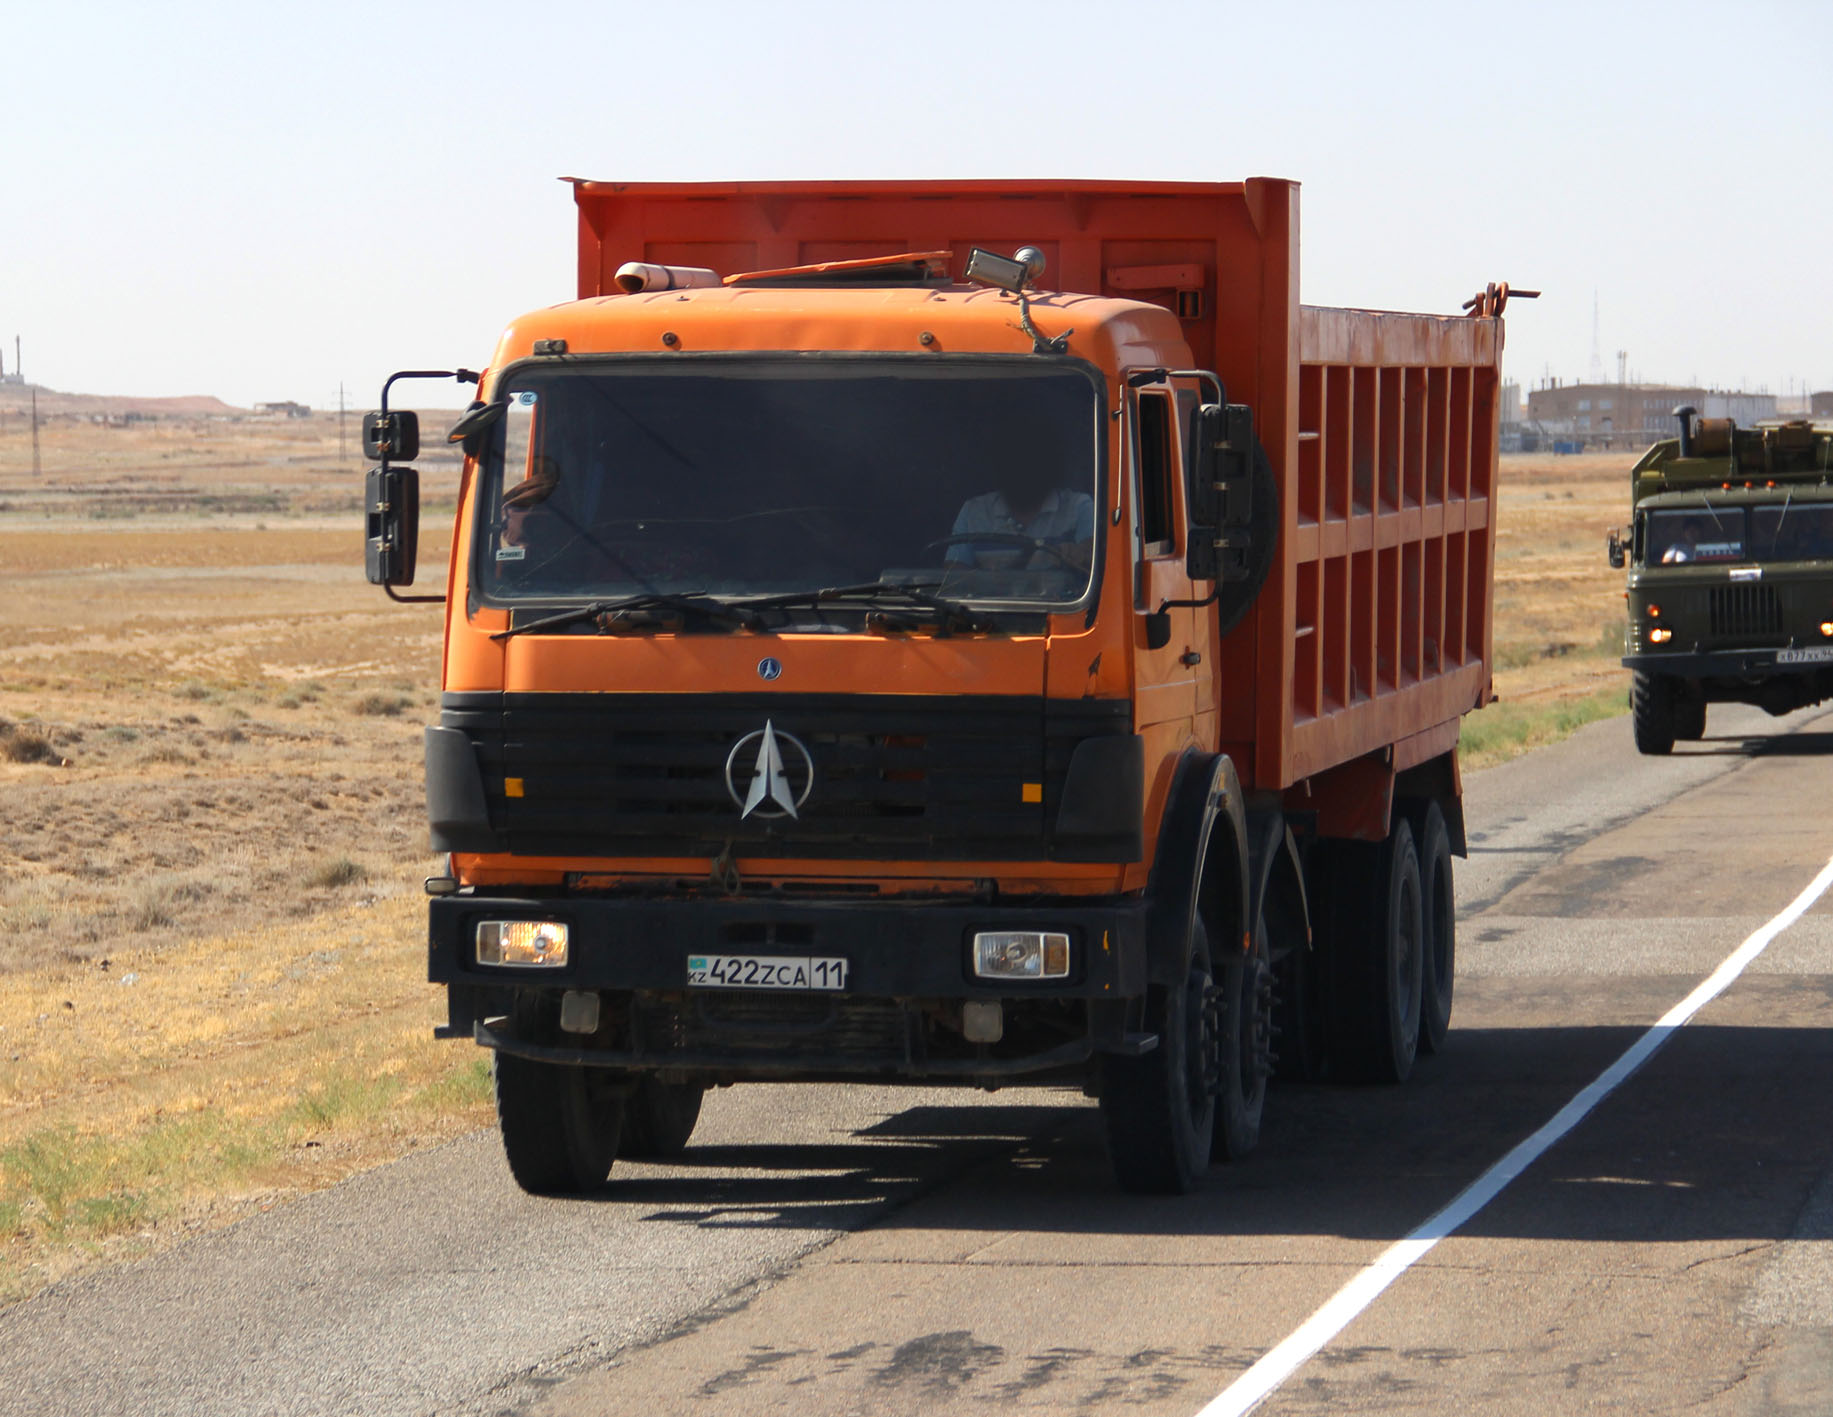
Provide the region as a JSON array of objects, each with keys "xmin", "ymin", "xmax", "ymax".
[{"xmin": 1137, "ymin": 393, "xmax": 1176, "ymax": 556}]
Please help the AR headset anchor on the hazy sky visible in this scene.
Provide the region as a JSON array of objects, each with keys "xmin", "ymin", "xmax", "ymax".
[{"xmin": 8, "ymin": 0, "xmax": 1830, "ymax": 410}]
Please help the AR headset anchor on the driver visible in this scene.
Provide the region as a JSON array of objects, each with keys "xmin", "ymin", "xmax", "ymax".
[
  {"xmin": 495, "ymin": 457, "xmax": 574, "ymax": 575},
  {"xmin": 1660, "ymin": 517, "xmax": 1705, "ymax": 564},
  {"xmin": 946, "ymin": 451, "xmax": 1094, "ymax": 571}
]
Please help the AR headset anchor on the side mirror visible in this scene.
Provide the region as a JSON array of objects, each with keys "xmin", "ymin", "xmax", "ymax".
[
  {"xmin": 446, "ymin": 399, "xmax": 507, "ymax": 458},
  {"xmin": 1188, "ymin": 402, "xmax": 1256, "ymax": 582},
  {"xmin": 362, "ymin": 410, "xmax": 420, "ymax": 462},
  {"xmin": 1607, "ymin": 527, "xmax": 1626, "ymax": 570},
  {"xmin": 365, "ymin": 465, "xmax": 420, "ymax": 586}
]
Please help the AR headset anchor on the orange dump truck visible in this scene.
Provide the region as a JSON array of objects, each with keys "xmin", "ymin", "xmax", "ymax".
[{"xmin": 364, "ymin": 179, "xmax": 1508, "ymax": 1194}]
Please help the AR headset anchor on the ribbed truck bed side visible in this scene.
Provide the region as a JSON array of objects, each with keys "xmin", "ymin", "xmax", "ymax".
[{"xmin": 1255, "ymin": 306, "xmax": 1501, "ymax": 790}]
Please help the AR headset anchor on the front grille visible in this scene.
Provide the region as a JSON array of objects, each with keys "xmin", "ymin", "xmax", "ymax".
[
  {"xmin": 1709, "ymin": 584, "xmax": 1784, "ymax": 641},
  {"xmin": 632, "ymin": 993, "xmax": 912, "ymax": 1060},
  {"xmin": 441, "ymin": 692, "xmax": 1129, "ymax": 861}
]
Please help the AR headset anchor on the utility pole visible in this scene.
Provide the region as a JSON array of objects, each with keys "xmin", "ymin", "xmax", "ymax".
[
  {"xmin": 339, "ymin": 381, "xmax": 346, "ymax": 465},
  {"xmin": 1586, "ymin": 291, "xmax": 1605, "ymax": 386},
  {"xmin": 31, "ymin": 386, "xmax": 42, "ymax": 477}
]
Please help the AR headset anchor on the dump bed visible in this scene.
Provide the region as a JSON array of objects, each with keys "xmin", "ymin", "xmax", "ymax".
[{"xmin": 567, "ymin": 179, "xmax": 1501, "ymax": 794}]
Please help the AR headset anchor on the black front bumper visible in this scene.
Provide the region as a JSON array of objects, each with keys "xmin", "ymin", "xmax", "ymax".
[
  {"xmin": 1622, "ymin": 647, "xmax": 1833, "ymax": 678},
  {"xmin": 429, "ymin": 892, "xmax": 1152, "ymax": 1080}
]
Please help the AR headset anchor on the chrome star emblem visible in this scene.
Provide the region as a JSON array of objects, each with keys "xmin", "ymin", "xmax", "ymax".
[{"xmin": 724, "ymin": 720, "xmax": 815, "ymax": 820}]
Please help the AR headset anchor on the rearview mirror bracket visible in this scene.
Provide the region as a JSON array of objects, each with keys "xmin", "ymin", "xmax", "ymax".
[{"xmin": 363, "ymin": 368, "xmax": 478, "ymax": 603}]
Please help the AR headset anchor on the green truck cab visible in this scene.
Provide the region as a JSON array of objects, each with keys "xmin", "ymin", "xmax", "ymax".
[{"xmin": 1613, "ymin": 409, "xmax": 1833, "ymax": 754}]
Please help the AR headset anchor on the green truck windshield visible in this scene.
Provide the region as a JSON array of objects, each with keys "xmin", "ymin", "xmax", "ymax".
[
  {"xmin": 1645, "ymin": 504, "xmax": 1833, "ymax": 566},
  {"xmin": 475, "ymin": 357, "xmax": 1103, "ymax": 610}
]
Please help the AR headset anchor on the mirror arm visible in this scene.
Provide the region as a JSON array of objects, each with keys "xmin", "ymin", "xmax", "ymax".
[
  {"xmin": 384, "ymin": 585, "xmax": 445, "ymax": 605},
  {"xmin": 381, "ymin": 368, "xmax": 479, "ymax": 418}
]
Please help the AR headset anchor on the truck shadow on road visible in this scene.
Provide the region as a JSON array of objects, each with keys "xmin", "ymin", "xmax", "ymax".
[
  {"xmin": 594, "ymin": 1022, "xmax": 1833, "ymax": 1249},
  {"xmin": 1678, "ymin": 730, "xmax": 1833, "ymax": 757}
]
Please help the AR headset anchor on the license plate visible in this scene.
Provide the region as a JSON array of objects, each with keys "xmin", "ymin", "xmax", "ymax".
[
  {"xmin": 1778, "ymin": 647, "xmax": 1833, "ymax": 664},
  {"xmin": 687, "ymin": 954, "xmax": 849, "ymax": 991}
]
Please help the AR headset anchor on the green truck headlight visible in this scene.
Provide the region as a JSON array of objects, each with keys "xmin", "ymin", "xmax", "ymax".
[
  {"xmin": 476, "ymin": 920, "xmax": 569, "ymax": 968},
  {"xmin": 973, "ymin": 931, "xmax": 1070, "ymax": 980},
  {"xmin": 1648, "ymin": 626, "xmax": 1673, "ymax": 644}
]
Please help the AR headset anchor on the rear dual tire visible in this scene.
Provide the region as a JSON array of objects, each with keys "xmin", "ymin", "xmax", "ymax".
[
  {"xmin": 1415, "ymin": 803, "xmax": 1455, "ymax": 1056},
  {"xmin": 620, "ymin": 1078, "xmax": 707, "ymax": 1159},
  {"xmin": 1329, "ymin": 820, "xmax": 1425, "ymax": 1084}
]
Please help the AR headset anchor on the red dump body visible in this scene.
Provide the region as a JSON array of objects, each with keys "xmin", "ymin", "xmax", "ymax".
[{"xmin": 569, "ymin": 178, "xmax": 1500, "ymax": 811}]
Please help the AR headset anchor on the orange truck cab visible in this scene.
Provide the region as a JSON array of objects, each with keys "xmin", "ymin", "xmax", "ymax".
[{"xmin": 363, "ymin": 179, "xmax": 1512, "ymax": 1195}]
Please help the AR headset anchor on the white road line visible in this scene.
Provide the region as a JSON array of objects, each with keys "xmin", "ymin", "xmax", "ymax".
[{"xmin": 1197, "ymin": 853, "xmax": 1833, "ymax": 1417}]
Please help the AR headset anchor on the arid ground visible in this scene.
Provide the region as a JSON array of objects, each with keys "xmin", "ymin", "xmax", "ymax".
[{"xmin": 0, "ymin": 392, "xmax": 1632, "ymax": 1301}]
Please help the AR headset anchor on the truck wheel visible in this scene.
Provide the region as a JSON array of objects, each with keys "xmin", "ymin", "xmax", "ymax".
[
  {"xmin": 1631, "ymin": 671, "xmax": 1677, "ymax": 755},
  {"xmin": 1100, "ymin": 918, "xmax": 1217, "ymax": 1194},
  {"xmin": 494, "ymin": 1051, "xmax": 625, "ymax": 1195},
  {"xmin": 1675, "ymin": 696, "xmax": 1707, "ymax": 741},
  {"xmin": 1269, "ymin": 873, "xmax": 1328, "ymax": 1082},
  {"xmin": 1416, "ymin": 803, "xmax": 1455, "ymax": 1056},
  {"xmin": 1331, "ymin": 819, "xmax": 1424, "ymax": 1083},
  {"xmin": 1211, "ymin": 912, "xmax": 1271, "ymax": 1161},
  {"xmin": 619, "ymin": 1078, "xmax": 707, "ymax": 1159}
]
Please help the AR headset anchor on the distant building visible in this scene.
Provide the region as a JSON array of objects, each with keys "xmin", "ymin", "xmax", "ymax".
[
  {"xmin": 1812, "ymin": 391, "xmax": 1833, "ymax": 420},
  {"xmin": 1702, "ymin": 391, "xmax": 1780, "ymax": 425},
  {"xmin": 255, "ymin": 401, "xmax": 311, "ymax": 418},
  {"xmin": 1498, "ymin": 379, "xmax": 1536, "ymax": 453},
  {"xmin": 1525, "ymin": 380, "xmax": 1779, "ymax": 450}
]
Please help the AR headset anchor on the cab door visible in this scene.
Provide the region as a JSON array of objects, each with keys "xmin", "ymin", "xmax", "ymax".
[{"xmin": 1130, "ymin": 387, "xmax": 1199, "ymax": 738}]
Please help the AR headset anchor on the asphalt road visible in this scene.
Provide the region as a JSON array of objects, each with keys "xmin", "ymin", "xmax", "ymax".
[{"xmin": 5, "ymin": 702, "xmax": 1832, "ymax": 1416}]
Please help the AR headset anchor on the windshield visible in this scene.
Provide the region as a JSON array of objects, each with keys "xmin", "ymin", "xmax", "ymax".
[
  {"xmin": 1752, "ymin": 504, "xmax": 1833, "ymax": 561},
  {"xmin": 1645, "ymin": 508, "xmax": 1746, "ymax": 565},
  {"xmin": 474, "ymin": 357, "xmax": 1103, "ymax": 612}
]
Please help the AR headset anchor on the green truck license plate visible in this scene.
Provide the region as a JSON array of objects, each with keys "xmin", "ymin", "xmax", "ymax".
[{"xmin": 687, "ymin": 954, "xmax": 849, "ymax": 991}]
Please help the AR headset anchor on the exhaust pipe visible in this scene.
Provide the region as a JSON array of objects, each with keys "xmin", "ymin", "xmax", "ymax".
[
  {"xmin": 1673, "ymin": 404, "xmax": 1697, "ymax": 458},
  {"xmin": 614, "ymin": 262, "xmax": 722, "ymax": 294}
]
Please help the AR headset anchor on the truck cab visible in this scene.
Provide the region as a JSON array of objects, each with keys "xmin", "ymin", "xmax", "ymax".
[{"xmin": 1616, "ymin": 411, "xmax": 1833, "ymax": 753}]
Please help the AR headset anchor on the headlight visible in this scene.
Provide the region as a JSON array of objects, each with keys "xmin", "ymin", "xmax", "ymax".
[
  {"xmin": 1648, "ymin": 627, "xmax": 1673, "ymax": 644},
  {"xmin": 973, "ymin": 931, "xmax": 1070, "ymax": 980},
  {"xmin": 476, "ymin": 920, "xmax": 569, "ymax": 968}
]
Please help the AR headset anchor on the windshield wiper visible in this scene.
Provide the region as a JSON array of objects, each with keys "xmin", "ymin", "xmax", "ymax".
[
  {"xmin": 734, "ymin": 580, "xmax": 993, "ymax": 630},
  {"xmin": 491, "ymin": 592, "xmax": 763, "ymax": 640},
  {"xmin": 1768, "ymin": 489, "xmax": 1794, "ymax": 556}
]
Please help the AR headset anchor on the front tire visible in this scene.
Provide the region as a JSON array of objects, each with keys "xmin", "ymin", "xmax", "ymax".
[
  {"xmin": 1211, "ymin": 913, "xmax": 1271, "ymax": 1161},
  {"xmin": 494, "ymin": 1052, "xmax": 625, "ymax": 1195},
  {"xmin": 1100, "ymin": 919, "xmax": 1217, "ymax": 1194},
  {"xmin": 1675, "ymin": 695, "xmax": 1707, "ymax": 742},
  {"xmin": 1632, "ymin": 671, "xmax": 1677, "ymax": 755}
]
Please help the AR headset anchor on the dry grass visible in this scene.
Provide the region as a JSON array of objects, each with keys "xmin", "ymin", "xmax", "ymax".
[
  {"xmin": 0, "ymin": 413, "xmax": 1636, "ymax": 1304},
  {"xmin": 0, "ymin": 405, "xmax": 485, "ymax": 1303},
  {"xmin": 1465, "ymin": 452, "xmax": 1632, "ymax": 767}
]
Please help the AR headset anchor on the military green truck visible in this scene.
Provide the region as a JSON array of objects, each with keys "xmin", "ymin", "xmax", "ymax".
[{"xmin": 1611, "ymin": 409, "xmax": 1833, "ymax": 754}]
